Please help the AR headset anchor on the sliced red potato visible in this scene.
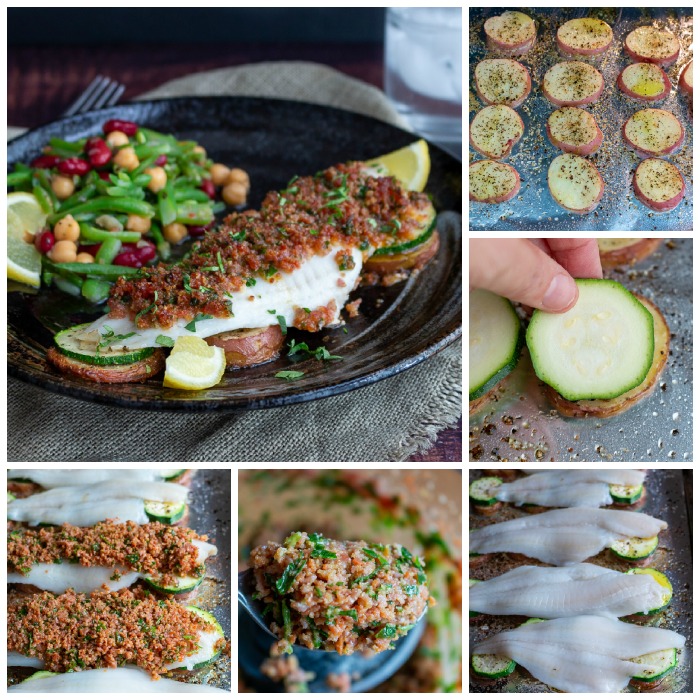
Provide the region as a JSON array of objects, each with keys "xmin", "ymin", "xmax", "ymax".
[
  {"xmin": 474, "ymin": 59, "xmax": 532, "ymax": 108},
  {"xmin": 469, "ymin": 160, "xmax": 521, "ymax": 203},
  {"xmin": 546, "ymin": 107, "xmax": 603, "ymax": 156},
  {"xmin": 679, "ymin": 60, "xmax": 693, "ymax": 96},
  {"xmin": 544, "ymin": 294, "xmax": 669, "ymax": 418},
  {"xmin": 469, "ymin": 105, "xmax": 524, "ymax": 159},
  {"xmin": 624, "ymin": 26, "xmax": 680, "ymax": 67},
  {"xmin": 617, "ymin": 62, "xmax": 672, "ymax": 102},
  {"xmin": 632, "ymin": 158, "xmax": 686, "ymax": 212},
  {"xmin": 542, "ymin": 61, "xmax": 604, "ymax": 106},
  {"xmin": 46, "ymin": 347, "xmax": 165, "ymax": 383},
  {"xmin": 484, "ymin": 10, "xmax": 537, "ymax": 56},
  {"xmin": 205, "ymin": 326, "xmax": 285, "ymax": 368},
  {"xmin": 556, "ymin": 18, "xmax": 613, "ymax": 56},
  {"xmin": 547, "ymin": 153, "xmax": 604, "ymax": 214},
  {"xmin": 622, "ymin": 108, "xmax": 684, "ymax": 157},
  {"xmin": 597, "ymin": 238, "xmax": 663, "ymax": 268},
  {"xmin": 364, "ymin": 230, "xmax": 439, "ymax": 275}
]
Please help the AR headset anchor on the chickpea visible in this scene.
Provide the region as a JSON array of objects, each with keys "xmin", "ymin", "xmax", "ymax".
[
  {"xmin": 222, "ymin": 181, "xmax": 247, "ymax": 206},
  {"xmin": 226, "ymin": 168, "xmax": 250, "ymax": 191},
  {"xmin": 113, "ymin": 146, "xmax": 139, "ymax": 171},
  {"xmin": 53, "ymin": 214, "xmax": 80, "ymax": 242},
  {"xmin": 23, "ymin": 230, "xmax": 35, "ymax": 244},
  {"xmin": 51, "ymin": 174, "xmax": 75, "ymax": 200},
  {"xmin": 126, "ymin": 214, "xmax": 152, "ymax": 234},
  {"xmin": 144, "ymin": 166, "xmax": 167, "ymax": 193},
  {"xmin": 76, "ymin": 252, "xmax": 95, "ymax": 264},
  {"xmin": 163, "ymin": 222, "xmax": 188, "ymax": 244},
  {"xmin": 210, "ymin": 163, "xmax": 231, "ymax": 186},
  {"xmin": 192, "ymin": 144, "xmax": 207, "ymax": 157},
  {"xmin": 106, "ymin": 130, "xmax": 130, "ymax": 148},
  {"xmin": 48, "ymin": 239, "xmax": 78, "ymax": 263}
]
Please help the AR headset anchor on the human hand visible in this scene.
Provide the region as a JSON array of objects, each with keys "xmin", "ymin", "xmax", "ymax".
[{"xmin": 469, "ymin": 238, "xmax": 603, "ymax": 312}]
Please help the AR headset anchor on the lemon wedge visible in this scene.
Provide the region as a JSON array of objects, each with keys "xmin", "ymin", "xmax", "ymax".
[
  {"xmin": 163, "ymin": 336, "xmax": 226, "ymax": 390},
  {"xmin": 7, "ymin": 191, "xmax": 46, "ymax": 288},
  {"xmin": 365, "ymin": 139, "xmax": 431, "ymax": 192}
]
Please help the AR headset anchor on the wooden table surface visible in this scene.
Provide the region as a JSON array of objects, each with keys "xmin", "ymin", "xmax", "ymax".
[{"xmin": 8, "ymin": 43, "xmax": 462, "ymax": 462}]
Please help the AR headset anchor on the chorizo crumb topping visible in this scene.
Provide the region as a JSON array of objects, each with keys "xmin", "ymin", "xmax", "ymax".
[
  {"xmin": 108, "ymin": 163, "xmax": 431, "ymax": 329},
  {"xmin": 7, "ymin": 586, "xmax": 215, "ymax": 678},
  {"xmin": 8, "ymin": 520, "xmax": 206, "ymax": 579}
]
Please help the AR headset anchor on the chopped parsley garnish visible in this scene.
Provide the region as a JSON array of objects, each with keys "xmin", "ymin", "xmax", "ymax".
[
  {"xmin": 246, "ymin": 277, "xmax": 257, "ymax": 287},
  {"xmin": 403, "ymin": 584, "xmax": 419, "ymax": 596},
  {"xmin": 362, "ymin": 548, "xmax": 388, "ymax": 567},
  {"xmin": 277, "ymin": 315, "xmax": 287, "ymax": 334},
  {"xmin": 184, "ymin": 313, "xmax": 213, "ymax": 332},
  {"xmin": 264, "ymin": 265, "xmax": 278, "ymax": 278},
  {"xmin": 287, "ymin": 339, "xmax": 342, "ymax": 361},
  {"xmin": 376, "ymin": 624, "xmax": 397, "ymax": 639},
  {"xmin": 155, "ymin": 335, "xmax": 175, "ymax": 348},
  {"xmin": 275, "ymin": 370, "xmax": 305, "ymax": 380},
  {"xmin": 230, "ymin": 230, "xmax": 246, "ymax": 242},
  {"xmin": 134, "ymin": 291, "xmax": 158, "ymax": 324},
  {"xmin": 275, "ymin": 555, "xmax": 306, "ymax": 594},
  {"xmin": 97, "ymin": 326, "xmax": 136, "ymax": 351},
  {"xmin": 216, "ymin": 251, "xmax": 225, "ymax": 273}
]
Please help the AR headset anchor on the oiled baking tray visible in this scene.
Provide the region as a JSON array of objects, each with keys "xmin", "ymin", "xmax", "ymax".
[
  {"xmin": 469, "ymin": 238, "xmax": 693, "ymax": 463},
  {"xmin": 468, "ymin": 468, "xmax": 693, "ymax": 693},
  {"xmin": 469, "ymin": 7, "xmax": 693, "ymax": 231}
]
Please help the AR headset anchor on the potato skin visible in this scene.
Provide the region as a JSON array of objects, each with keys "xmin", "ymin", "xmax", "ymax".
[
  {"xmin": 632, "ymin": 159, "xmax": 686, "ymax": 212},
  {"xmin": 542, "ymin": 62, "xmax": 604, "ymax": 107},
  {"xmin": 543, "ymin": 294, "xmax": 669, "ymax": 418},
  {"xmin": 469, "ymin": 105, "xmax": 524, "ymax": 159},
  {"xmin": 205, "ymin": 326, "xmax": 284, "ymax": 368},
  {"xmin": 679, "ymin": 61, "xmax": 693, "ymax": 96},
  {"xmin": 47, "ymin": 347, "xmax": 165, "ymax": 383},
  {"xmin": 484, "ymin": 11, "xmax": 536, "ymax": 56},
  {"xmin": 364, "ymin": 230, "xmax": 439, "ymax": 275},
  {"xmin": 469, "ymin": 160, "xmax": 521, "ymax": 203},
  {"xmin": 598, "ymin": 238, "xmax": 662, "ymax": 268},
  {"xmin": 556, "ymin": 18, "xmax": 613, "ymax": 56},
  {"xmin": 546, "ymin": 108, "xmax": 603, "ymax": 155},
  {"xmin": 617, "ymin": 63, "xmax": 672, "ymax": 102},
  {"xmin": 624, "ymin": 26, "xmax": 680, "ymax": 67},
  {"xmin": 547, "ymin": 154, "xmax": 604, "ymax": 214},
  {"xmin": 622, "ymin": 110, "xmax": 684, "ymax": 157}
]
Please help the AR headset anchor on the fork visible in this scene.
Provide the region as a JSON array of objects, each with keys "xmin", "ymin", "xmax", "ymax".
[{"xmin": 62, "ymin": 75, "xmax": 125, "ymax": 117}]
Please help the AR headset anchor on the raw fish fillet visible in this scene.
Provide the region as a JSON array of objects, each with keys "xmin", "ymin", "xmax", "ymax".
[
  {"xmin": 7, "ymin": 541, "xmax": 217, "ymax": 594},
  {"xmin": 8, "ymin": 469, "xmax": 163, "ymax": 488},
  {"xmin": 469, "ymin": 563, "xmax": 668, "ymax": 618},
  {"xmin": 7, "ymin": 480, "xmax": 188, "ymax": 527},
  {"xmin": 8, "ymin": 667, "xmax": 228, "ymax": 693},
  {"xmin": 472, "ymin": 615, "xmax": 685, "ymax": 692},
  {"xmin": 494, "ymin": 469, "xmax": 646, "ymax": 508},
  {"xmin": 469, "ymin": 507, "xmax": 666, "ymax": 565}
]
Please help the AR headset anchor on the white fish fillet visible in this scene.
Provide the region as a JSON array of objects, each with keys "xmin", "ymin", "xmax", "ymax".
[
  {"xmin": 469, "ymin": 563, "xmax": 668, "ymax": 618},
  {"xmin": 469, "ymin": 507, "xmax": 666, "ymax": 566},
  {"xmin": 495, "ymin": 469, "xmax": 646, "ymax": 508},
  {"xmin": 472, "ymin": 615, "xmax": 685, "ymax": 692},
  {"xmin": 7, "ymin": 480, "xmax": 188, "ymax": 527},
  {"xmin": 80, "ymin": 246, "xmax": 363, "ymax": 349},
  {"xmin": 7, "ymin": 540, "xmax": 217, "ymax": 594},
  {"xmin": 8, "ymin": 469, "xmax": 164, "ymax": 487},
  {"xmin": 8, "ymin": 667, "xmax": 229, "ymax": 693}
]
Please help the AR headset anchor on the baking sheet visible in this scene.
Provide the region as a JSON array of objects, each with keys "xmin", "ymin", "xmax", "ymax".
[
  {"xmin": 469, "ymin": 238, "xmax": 693, "ymax": 463},
  {"xmin": 468, "ymin": 468, "xmax": 693, "ymax": 693},
  {"xmin": 468, "ymin": 7, "xmax": 693, "ymax": 231}
]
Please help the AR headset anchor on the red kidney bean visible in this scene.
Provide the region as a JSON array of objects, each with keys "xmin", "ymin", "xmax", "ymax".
[
  {"xmin": 35, "ymin": 230, "xmax": 55, "ymax": 254},
  {"xmin": 135, "ymin": 240, "xmax": 157, "ymax": 262},
  {"xmin": 186, "ymin": 225, "xmax": 209, "ymax": 237},
  {"xmin": 154, "ymin": 155, "xmax": 168, "ymax": 166},
  {"xmin": 57, "ymin": 158, "xmax": 91, "ymax": 176},
  {"xmin": 85, "ymin": 137, "xmax": 112, "ymax": 167},
  {"xmin": 113, "ymin": 251, "xmax": 143, "ymax": 268},
  {"xmin": 31, "ymin": 155, "xmax": 61, "ymax": 169},
  {"xmin": 102, "ymin": 119, "xmax": 138, "ymax": 136},
  {"xmin": 78, "ymin": 243, "xmax": 102, "ymax": 256},
  {"xmin": 97, "ymin": 171, "xmax": 112, "ymax": 181},
  {"xmin": 200, "ymin": 179, "xmax": 216, "ymax": 199}
]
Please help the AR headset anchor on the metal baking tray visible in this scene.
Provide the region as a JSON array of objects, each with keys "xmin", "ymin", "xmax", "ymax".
[
  {"xmin": 469, "ymin": 238, "xmax": 693, "ymax": 463},
  {"xmin": 468, "ymin": 467, "xmax": 693, "ymax": 693},
  {"xmin": 469, "ymin": 7, "xmax": 693, "ymax": 231}
]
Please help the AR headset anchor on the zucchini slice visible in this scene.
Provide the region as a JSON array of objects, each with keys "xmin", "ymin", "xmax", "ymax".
[
  {"xmin": 469, "ymin": 477, "xmax": 502, "ymax": 506},
  {"xmin": 165, "ymin": 607, "xmax": 225, "ymax": 671},
  {"xmin": 610, "ymin": 535, "xmax": 658, "ymax": 561},
  {"xmin": 144, "ymin": 500, "xmax": 186, "ymax": 524},
  {"xmin": 372, "ymin": 203, "xmax": 436, "ymax": 256},
  {"xmin": 526, "ymin": 279, "xmax": 655, "ymax": 401},
  {"xmin": 628, "ymin": 568, "xmax": 673, "ymax": 613},
  {"xmin": 144, "ymin": 573, "xmax": 204, "ymax": 595},
  {"xmin": 54, "ymin": 323, "xmax": 154, "ymax": 366},
  {"xmin": 610, "ymin": 483, "xmax": 644, "ymax": 504},
  {"xmin": 471, "ymin": 653, "xmax": 516, "ymax": 679},
  {"xmin": 470, "ymin": 290, "xmax": 523, "ymax": 401},
  {"xmin": 161, "ymin": 469, "xmax": 188, "ymax": 481},
  {"xmin": 7, "ymin": 491, "xmax": 16, "ymax": 503},
  {"xmin": 630, "ymin": 648, "xmax": 677, "ymax": 682}
]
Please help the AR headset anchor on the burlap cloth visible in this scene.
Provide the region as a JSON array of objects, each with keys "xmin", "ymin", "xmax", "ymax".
[{"xmin": 8, "ymin": 62, "xmax": 462, "ymax": 462}]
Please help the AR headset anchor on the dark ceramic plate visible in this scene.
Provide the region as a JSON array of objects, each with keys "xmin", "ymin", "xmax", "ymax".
[{"xmin": 8, "ymin": 97, "xmax": 462, "ymax": 411}]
